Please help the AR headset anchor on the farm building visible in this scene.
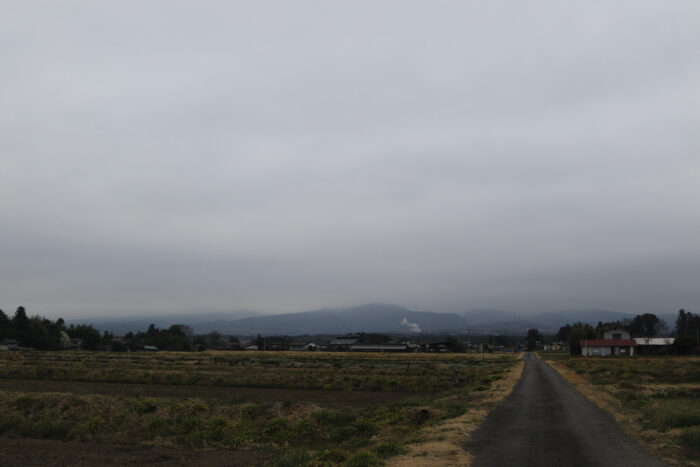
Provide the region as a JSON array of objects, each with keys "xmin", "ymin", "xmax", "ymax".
[
  {"xmin": 289, "ymin": 342, "xmax": 318, "ymax": 351},
  {"xmin": 580, "ymin": 329, "xmax": 636, "ymax": 357},
  {"xmin": 543, "ymin": 342, "xmax": 567, "ymax": 351},
  {"xmin": 634, "ymin": 337, "xmax": 675, "ymax": 355},
  {"xmin": 633, "ymin": 337, "xmax": 675, "ymax": 346}
]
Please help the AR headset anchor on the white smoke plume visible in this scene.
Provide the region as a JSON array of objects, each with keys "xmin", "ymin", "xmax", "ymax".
[{"xmin": 401, "ymin": 318, "xmax": 422, "ymax": 333}]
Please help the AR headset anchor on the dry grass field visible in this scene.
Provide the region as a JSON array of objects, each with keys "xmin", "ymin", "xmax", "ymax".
[
  {"xmin": 0, "ymin": 350, "xmax": 519, "ymax": 466},
  {"xmin": 540, "ymin": 353, "xmax": 700, "ymax": 466}
]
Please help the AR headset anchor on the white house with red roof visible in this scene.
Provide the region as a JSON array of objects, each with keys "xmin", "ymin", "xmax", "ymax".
[{"xmin": 580, "ymin": 329, "xmax": 636, "ymax": 357}]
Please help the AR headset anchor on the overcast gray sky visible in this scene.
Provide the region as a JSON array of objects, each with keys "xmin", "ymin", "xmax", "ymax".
[{"xmin": 1, "ymin": 1, "xmax": 699, "ymax": 319}]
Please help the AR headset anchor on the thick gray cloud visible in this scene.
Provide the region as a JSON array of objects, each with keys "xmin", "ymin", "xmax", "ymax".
[{"xmin": 1, "ymin": 1, "xmax": 699, "ymax": 318}]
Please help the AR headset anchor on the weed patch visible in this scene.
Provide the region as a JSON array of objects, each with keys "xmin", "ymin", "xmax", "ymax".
[
  {"xmin": 345, "ymin": 451, "xmax": 385, "ymax": 466},
  {"xmin": 680, "ymin": 426, "xmax": 700, "ymax": 456},
  {"xmin": 0, "ymin": 350, "xmax": 518, "ymax": 462}
]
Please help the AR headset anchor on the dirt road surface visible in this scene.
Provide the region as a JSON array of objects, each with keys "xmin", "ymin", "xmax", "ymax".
[{"xmin": 466, "ymin": 353, "xmax": 668, "ymax": 467}]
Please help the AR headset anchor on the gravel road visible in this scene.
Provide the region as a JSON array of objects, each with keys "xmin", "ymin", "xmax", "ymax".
[{"xmin": 466, "ymin": 352, "xmax": 668, "ymax": 467}]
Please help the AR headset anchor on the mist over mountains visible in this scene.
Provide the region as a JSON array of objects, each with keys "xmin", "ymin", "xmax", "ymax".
[
  {"xmin": 69, "ymin": 303, "xmax": 674, "ymax": 336},
  {"xmin": 219, "ymin": 304, "xmax": 466, "ymax": 335}
]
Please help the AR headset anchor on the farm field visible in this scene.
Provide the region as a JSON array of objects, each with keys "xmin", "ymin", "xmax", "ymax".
[
  {"xmin": 540, "ymin": 353, "xmax": 700, "ymax": 466},
  {"xmin": 0, "ymin": 350, "xmax": 519, "ymax": 466}
]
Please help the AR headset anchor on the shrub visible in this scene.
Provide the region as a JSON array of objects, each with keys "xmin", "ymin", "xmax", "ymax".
[
  {"xmin": 179, "ymin": 416, "xmax": 203, "ymax": 435},
  {"xmin": 312, "ymin": 409, "xmax": 352, "ymax": 427},
  {"xmin": 13, "ymin": 395, "xmax": 37, "ymax": 413},
  {"xmin": 680, "ymin": 426, "xmax": 700, "ymax": 454},
  {"xmin": 240, "ymin": 403, "xmax": 269, "ymax": 420},
  {"xmin": 34, "ymin": 420, "xmax": 71, "ymax": 439},
  {"xmin": 0, "ymin": 413, "xmax": 23, "ymax": 435},
  {"xmin": 146, "ymin": 417, "xmax": 168, "ymax": 436},
  {"xmin": 345, "ymin": 451, "xmax": 384, "ymax": 467},
  {"xmin": 293, "ymin": 419, "xmax": 317, "ymax": 440},
  {"xmin": 374, "ymin": 442, "xmax": 404, "ymax": 458},
  {"xmin": 263, "ymin": 418, "xmax": 292, "ymax": 442},
  {"xmin": 351, "ymin": 419, "xmax": 378, "ymax": 439},
  {"xmin": 224, "ymin": 420, "xmax": 256, "ymax": 447},
  {"xmin": 317, "ymin": 449, "xmax": 346, "ymax": 463},
  {"xmin": 79, "ymin": 417, "xmax": 105, "ymax": 435},
  {"xmin": 271, "ymin": 448, "xmax": 311, "ymax": 467},
  {"xmin": 207, "ymin": 417, "xmax": 229, "ymax": 442},
  {"xmin": 649, "ymin": 399, "xmax": 700, "ymax": 429},
  {"xmin": 184, "ymin": 428, "xmax": 206, "ymax": 448},
  {"xmin": 132, "ymin": 398, "xmax": 157, "ymax": 414}
]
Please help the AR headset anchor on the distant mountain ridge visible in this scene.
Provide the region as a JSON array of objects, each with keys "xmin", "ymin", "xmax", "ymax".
[
  {"xmin": 71, "ymin": 304, "xmax": 675, "ymax": 336},
  {"xmin": 66, "ymin": 310, "xmax": 262, "ymax": 335},
  {"xmin": 460, "ymin": 309, "xmax": 676, "ymax": 334},
  {"xmin": 218, "ymin": 303, "xmax": 468, "ymax": 335}
]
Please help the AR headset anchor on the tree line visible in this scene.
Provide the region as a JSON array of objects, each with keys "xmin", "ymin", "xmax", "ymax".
[
  {"xmin": 0, "ymin": 306, "xmax": 102, "ymax": 350},
  {"xmin": 556, "ymin": 309, "xmax": 697, "ymax": 355},
  {"xmin": 0, "ymin": 306, "xmax": 237, "ymax": 351}
]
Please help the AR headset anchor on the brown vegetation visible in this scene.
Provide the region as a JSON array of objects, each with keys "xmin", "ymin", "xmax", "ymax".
[
  {"xmin": 0, "ymin": 350, "xmax": 519, "ymax": 466},
  {"xmin": 387, "ymin": 353, "xmax": 525, "ymax": 467}
]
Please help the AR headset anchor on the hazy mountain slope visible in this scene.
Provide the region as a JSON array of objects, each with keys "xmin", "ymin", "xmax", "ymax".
[
  {"xmin": 70, "ymin": 305, "xmax": 678, "ymax": 336},
  {"xmin": 466, "ymin": 320, "xmax": 541, "ymax": 335},
  {"xmin": 67, "ymin": 311, "xmax": 262, "ymax": 335},
  {"xmin": 463, "ymin": 310, "xmax": 638, "ymax": 335},
  {"xmin": 461, "ymin": 309, "xmax": 521, "ymax": 326},
  {"xmin": 217, "ymin": 303, "xmax": 468, "ymax": 335},
  {"xmin": 531, "ymin": 310, "xmax": 636, "ymax": 329}
]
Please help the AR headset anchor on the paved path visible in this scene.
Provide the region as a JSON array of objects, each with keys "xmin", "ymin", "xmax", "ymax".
[{"xmin": 466, "ymin": 352, "xmax": 668, "ymax": 467}]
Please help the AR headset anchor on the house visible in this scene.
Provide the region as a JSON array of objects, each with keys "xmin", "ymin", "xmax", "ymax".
[
  {"xmin": 552, "ymin": 341, "xmax": 566, "ymax": 351},
  {"xmin": 580, "ymin": 329, "xmax": 636, "ymax": 357},
  {"xmin": 289, "ymin": 342, "xmax": 318, "ymax": 351},
  {"xmin": 0, "ymin": 338, "xmax": 20, "ymax": 351},
  {"xmin": 543, "ymin": 342, "xmax": 567, "ymax": 352}
]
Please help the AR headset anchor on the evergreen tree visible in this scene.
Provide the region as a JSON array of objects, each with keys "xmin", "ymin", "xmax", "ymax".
[
  {"xmin": 568, "ymin": 322, "xmax": 596, "ymax": 355},
  {"xmin": 527, "ymin": 329, "xmax": 542, "ymax": 351},
  {"xmin": 675, "ymin": 309, "xmax": 689, "ymax": 337},
  {"xmin": 556, "ymin": 324, "xmax": 571, "ymax": 342},
  {"xmin": 12, "ymin": 306, "xmax": 28, "ymax": 332},
  {"xmin": 0, "ymin": 309, "xmax": 9, "ymax": 338}
]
